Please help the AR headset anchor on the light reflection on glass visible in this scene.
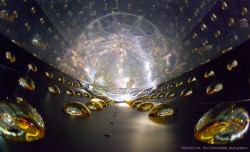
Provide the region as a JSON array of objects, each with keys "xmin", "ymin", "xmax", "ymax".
[
  {"xmin": 157, "ymin": 93, "xmax": 164, "ymax": 98},
  {"xmin": 194, "ymin": 103, "xmax": 249, "ymax": 144},
  {"xmin": 63, "ymin": 102, "xmax": 91, "ymax": 117},
  {"xmin": 18, "ymin": 76, "xmax": 35, "ymax": 91},
  {"xmin": 76, "ymin": 91, "xmax": 83, "ymax": 97},
  {"xmin": 98, "ymin": 101, "xmax": 108, "ymax": 107},
  {"xmin": 48, "ymin": 84, "xmax": 60, "ymax": 95},
  {"xmin": 149, "ymin": 104, "xmax": 176, "ymax": 117},
  {"xmin": 0, "ymin": 98, "xmax": 45, "ymax": 142},
  {"xmin": 227, "ymin": 59, "xmax": 238, "ymax": 71},
  {"xmin": 149, "ymin": 104, "xmax": 177, "ymax": 123},
  {"xmin": 204, "ymin": 70, "xmax": 215, "ymax": 79},
  {"xmin": 0, "ymin": 0, "xmax": 248, "ymax": 102},
  {"xmin": 67, "ymin": 80, "xmax": 73, "ymax": 86},
  {"xmin": 5, "ymin": 51, "xmax": 16, "ymax": 63},
  {"xmin": 165, "ymin": 92, "xmax": 176, "ymax": 98},
  {"xmin": 188, "ymin": 77, "xmax": 196, "ymax": 84},
  {"xmin": 176, "ymin": 81, "xmax": 183, "ymax": 87},
  {"xmin": 28, "ymin": 63, "xmax": 37, "ymax": 72},
  {"xmin": 57, "ymin": 76, "xmax": 64, "ymax": 83},
  {"xmin": 86, "ymin": 101, "xmax": 103, "ymax": 110},
  {"xmin": 137, "ymin": 102, "xmax": 154, "ymax": 111},
  {"xmin": 45, "ymin": 72, "xmax": 53, "ymax": 78},
  {"xmin": 167, "ymin": 84, "xmax": 174, "ymax": 89},
  {"xmin": 131, "ymin": 101, "xmax": 143, "ymax": 107},
  {"xmin": 206, "ymin": 82, "xmax": 223, "ymax": 95},
  {"xmin": 180, "ymin": 88, "xmax": 193, "ymax": 97},
  {"xmin": 65, "ymin": 89, "xmax": 75, "ymax": 96}
]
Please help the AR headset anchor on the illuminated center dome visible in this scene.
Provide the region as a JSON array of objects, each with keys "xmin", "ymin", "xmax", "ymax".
[{"xmin": 76, "ymin": 12, "xmax": 168, "ymax": 94}]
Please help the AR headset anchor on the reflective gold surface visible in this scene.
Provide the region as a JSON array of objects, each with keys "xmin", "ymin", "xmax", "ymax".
[
  {"xmin": 167, "ymin": 84, "xmax": 174, "ymax": 89},
  {"xmin": 241, "ymin": 7, "xmax": 248, "ymax": 16},
  {"xmin": 57, "ymin": 76, "xmax": 65, "ymax": 83},
  {"xmin": 65, "ymin": 89, "xmax": 75, "ymax": 96},
  {"xmin": 206, "ymin": 82, "xmax": 223, "ymax": 95},
  {"xmin": 5, "ymin": 51, "xmax": 16, "ymax": 62},
  {"xmin": 97, "ymin": 101, "xmax": 108, "ymax": 107},
  {"xmin": 18, "ymin": 76, "xmax": 35, "ymax": 91},
  {"xmin": 76, "ymin": 91, "xmax": 83, "ymax": 97},
  {"xmin": 66, "ymin": 80, "xmax": 73, "ymax": 86},
  {"xmin": 176, "ymin": 81, "xmax": 183, "ymax": 87},
  {"xmin": 152, "ymin": 95, "xmax": 157, "ymax": 99},
  {"xmin": 45, "ymin": 72, "xmax": 53, "ymax": 78},
  {"xmin": 48, "ymin": 84, "xmax": 60, "ymax": 95},
  {"xmin": 63, "ymin": 102, "xmax": 91, "ymax": 117},
  {"xmin": 131, "ymin": 101, "xmax": 143, "ymax": 107},
  {"xmin": 221, "ymin": 2, "xmax": 228, "ymax": 10},
  {"xmin": 204, "ymin": 70, "xmax": 215, "ymax": 78},
  {"xmin": 0, "ymin": 98, "xmax": 45, "ymax": 142},
  {"xmin": 127, "ymin": 101, "xmax": 135, "ymax": 106},
  {"xmin": 86, "ymin": 102, "xmax": 103, "ymax": 110},
  {"xmin": 28, "ymin": 63, "xmax": 37, "ymax": 72},
  {"xmin": 188, "ymin": 76, "xmax": 196, "ymax": 84},
  {"xmin": 194, "ymin": 103, "xmax": 249, "ymax": 144},
  {"xmin": 137, "ymin": 102, "xmax": 154, "ymax": 111},
  {"xmin": 201, "ymin": 24, "xmax": 207, "ymax": 31},
  {"xmin": 149, "ymin": 104, "xmax": 176, "ymax": 117},
  {"xmin": 165, "ymin": 92, "xmax": 176, "ymax": 98},
  {"xmin": 228, "ymin": 18, "xmax": 235, "ymax": 27},
  {"xmin": 149, "ymin": 104, "xmax": 177, "ymax": 123},
  {"xmin": 180, "ymin": 88, "xmax": 193, "ymax": 97},
  {"xmin": 103, "ymin": 100, "xmax": 110, "ymax": 106},
  {"xmin": 157, "ymin": 94, "xmax": 164, "ymax": 98},
  {"xmin": 74, "ymin": 83, "xmax": 80, "ymax": 88},
  {"xmin": 84, "ymin": 93, "xmax": 93, "ymax": 98},
  {"xmin": 227, "ymin": 59, "xmax": 238, "ymax": 71}
]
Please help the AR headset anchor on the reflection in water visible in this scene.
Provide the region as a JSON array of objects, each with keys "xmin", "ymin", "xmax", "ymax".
[{"xmin": 194, "ymin": 103, "xmax": 249, "ymax": 144}]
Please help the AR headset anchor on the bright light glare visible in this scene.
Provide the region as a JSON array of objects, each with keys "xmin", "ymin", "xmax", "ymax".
[
  {"xmin": 118, "ymin": 103, "xmax": 129, "ymax": 107},
  {"xmin": 91, "ymin": 98, "xmax": 102, "ymax": 102},
  {"xmin": 113, "ymin": 94, "xmax": 133, "ymax": 102},
  {"xmin": 145, "ymin": 62, "xmax": 150, "ymax": 70}
]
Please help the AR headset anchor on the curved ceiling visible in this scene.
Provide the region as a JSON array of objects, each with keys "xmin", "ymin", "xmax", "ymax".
[{"xmin": 0, "ymin": 0, "xmax": 249, "ymax": 98}]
